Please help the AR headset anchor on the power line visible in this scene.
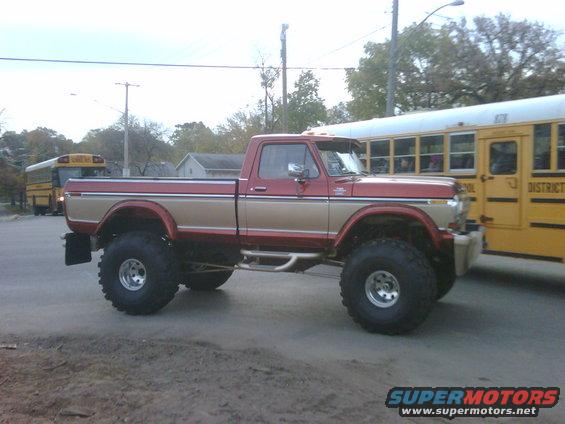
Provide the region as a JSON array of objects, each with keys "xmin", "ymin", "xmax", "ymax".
[
  {"xmin": 0, "ymin": 57, "xmax": 353, "ymax": 71},
  {"xmin": 311, "ymin": 24, "xmax": 390, "ymax": 62}
]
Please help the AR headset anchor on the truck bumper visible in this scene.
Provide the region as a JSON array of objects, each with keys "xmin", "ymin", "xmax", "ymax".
[{"xmin": 453, "ymin": 228, "xmax": 484, "ymax": 276}]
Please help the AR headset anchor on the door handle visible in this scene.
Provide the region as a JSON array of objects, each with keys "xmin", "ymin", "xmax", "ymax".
[
  {"xmin": 480, "ymin": 174, "xmax": 494, "ymax": 182},
  {"xmin": 480, "ymin": 215, "xmax": 494, "ymax": 223},
  {"xmin": 253, "ymin": 186, "xmax": 267, "ymax": 192}
]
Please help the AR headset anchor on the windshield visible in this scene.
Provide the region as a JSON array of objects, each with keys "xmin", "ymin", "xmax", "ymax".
[
  {"xmin": 57, "ymin": 167, "xmax": 106, "ymax": 187},
  {"xmin": 316, "ymin": 141, "xmax": 366, "ymax": 177}
]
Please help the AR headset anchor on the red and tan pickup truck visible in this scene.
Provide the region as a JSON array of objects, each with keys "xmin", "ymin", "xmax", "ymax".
[{"xmin": 63, "ymin": 134, "xmax": 482, "ymax": 334}]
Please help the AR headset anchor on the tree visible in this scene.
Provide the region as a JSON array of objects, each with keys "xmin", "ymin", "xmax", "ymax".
[
  {"xmin": 326, "ymin": 102, "xmax": 352, "ymax": 125},
  {"xmin": 434, "ymin": 14, "xmax": 564, "ymax": 105},
  {"xmin": 347, "ymin": 15, "xmax": 564, "ymax": 119},
  {"xmin": 77, "ymin": 117, "xmax": 173, "ymax": 175},
  {"xmin": 287, "ymin": 71, "xmax": 327, "ymax": 133},
  {"xmin": 129, "ymin": 120, "xmax": 172, "ymax": 176},
  {"xmin": 257, "ymin": 57, "xmax": 281, "ymax": 133},
  {"xmin": 78, "ymin": 127, "xmax": 124, "ymax": 163},
  {"xmin": 216, "ymin": 109, "xmax": 263, "ymax": 154},
  {"xmin": 25, "ymin": 127, "xmax": 74, "ymax": 164},
  {"xmin": 170, "ymin": 121, "xmax": 217, "ymax": 164}
]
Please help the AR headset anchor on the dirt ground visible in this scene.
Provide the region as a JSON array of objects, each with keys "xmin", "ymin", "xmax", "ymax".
[{"xmin": 0, "ymin": 335, "xmax": 393, "ymax": 424}]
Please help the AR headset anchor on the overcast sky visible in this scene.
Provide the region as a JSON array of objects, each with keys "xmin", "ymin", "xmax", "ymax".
[{"xmin": 1, "ymin": 0, "xmax": 563, "ymax": 142}]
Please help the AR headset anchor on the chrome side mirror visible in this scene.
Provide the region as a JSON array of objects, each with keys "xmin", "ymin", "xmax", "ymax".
[{"xmin": 288, "ymin": 163, "xmax": 308, "ymax": 182}]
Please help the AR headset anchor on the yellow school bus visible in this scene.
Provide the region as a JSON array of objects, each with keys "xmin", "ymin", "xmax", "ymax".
[
  {"xmin": 25, "ymin": 154, "xmax": 106, "ymax": 215},
  {"xmin": 312, "ymin": 94, "xmax": 565, "ymax": 263}
]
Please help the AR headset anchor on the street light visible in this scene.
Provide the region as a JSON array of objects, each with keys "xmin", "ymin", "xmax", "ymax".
[
  {"xmin": 69, "ymin": 92, "xmax": 123, "ymax": 114},
  {"xmin": 385, "ymin": 0, "xmax": 464, "ymax": 117}
]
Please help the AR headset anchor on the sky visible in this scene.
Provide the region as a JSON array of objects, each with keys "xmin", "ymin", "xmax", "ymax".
[{"xmin": 0, "ymin": 0, "xmax": 563, "ymax": 143}]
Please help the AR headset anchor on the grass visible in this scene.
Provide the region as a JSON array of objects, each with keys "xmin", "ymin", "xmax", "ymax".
[{"xmin": 2, "ymin": 204, "xmax": 31, "ymax": 215}]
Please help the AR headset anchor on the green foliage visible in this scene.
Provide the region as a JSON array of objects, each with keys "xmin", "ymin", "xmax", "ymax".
[
  {"xmin": 77, "ymin": 117, "xmax": 173, "ymax": 176},
  {"xmin": 24, "ymin": 128, "xmax": 74, "ymax": 165},
  {"xmin": 216, "ymin": 109, "xmax": 264, "ymax": 154},
  {"xmin": 0, "ymin": 157, "xmax": 24, "ymax": 202},
  {"xmin": 170, "ymin": 122, "xmax": 217, "ymax": 163},
  {"xmin": 326, "ymin": 102, "xmax": 352, "ymax": 125},
  {"xmin": 435, "ymin": 14, "xmax": 564, "ymax": 105},
  {"xmin": 257, "ymin": 58, "xmax": 281, "ymax": 133},
  {"xmin": 287, "ymin": 71, "xmax": 327, "ymax": 133},
  {"xmin": 347, "ymin": 14, "xmax": 564, "ymax": 119}
]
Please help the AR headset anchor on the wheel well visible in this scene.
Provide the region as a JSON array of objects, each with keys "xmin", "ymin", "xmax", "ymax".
[
  {"xmin": 97, "ymin": 207, "xmax": 168, "ymax": 248},
  {"xmin": 336, "ymin": 214, "xmax": 437, "ymax": 260}
]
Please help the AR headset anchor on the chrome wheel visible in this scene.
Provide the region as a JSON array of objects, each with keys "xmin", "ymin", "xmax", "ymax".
[
  {"xmin": 365, "ymin": 270, "xmax": 400, "ymax": 308},
  {"xmin": 118, "ymin": 259, "xmax": 147, "ymax": 291}
]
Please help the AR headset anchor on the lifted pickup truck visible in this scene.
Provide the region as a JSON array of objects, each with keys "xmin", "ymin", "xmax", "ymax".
[{"xmin": 63, "ymin": 134, "xmax": 482, "ymax": 334}]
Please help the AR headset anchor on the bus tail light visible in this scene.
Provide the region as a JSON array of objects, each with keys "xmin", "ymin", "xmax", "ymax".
[
  {"xmin": 93, "ymin": 156, "xmax": 104, "ymax": 163},
  {"xmin": 58, "ymin": 155, "xmax": 70, "ymax": 163}
]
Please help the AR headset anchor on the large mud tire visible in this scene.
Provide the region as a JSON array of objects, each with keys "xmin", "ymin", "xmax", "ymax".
[
  {"xmin": 340, "ymin": 239, "xmax": 436, "ymax": 335},
  {"xmin": 435, "ymin": 266, "xmax": 456, "ymax": 300},
  {"xmin": 98, "ymin": 231, "xmax": 179, "ymax": 315}
]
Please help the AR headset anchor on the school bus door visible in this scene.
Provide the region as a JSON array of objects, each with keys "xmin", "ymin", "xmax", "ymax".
[{"xmin": 480, "ymin": 138, "xmax": 521, "ymax": 227}]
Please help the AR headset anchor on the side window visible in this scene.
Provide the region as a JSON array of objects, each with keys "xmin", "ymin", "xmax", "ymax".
[
  {"xmin": 369, "ymin": 140, "xmax": 390, "ymax": 174},
  {"xmin": 420, "ymin": 135, "xmax": 444, "ymax": 173},
  {"xmin": 490, "ymin": 141, "xmax": 517, "ymax": 175},
  {"xmin": 258, "ymin": 144, "xmax": 319, "ymax": 179},
  {"xmin": 393, "ymin": 137, "xmax": 415, "ymax": 173},
  {"xmin": 558, "ymin": 123, "xmax": 565, "ymax": 170},
  {"xmin": 533, "ymin": 123, "xmax": 551, "ymax": 170},
  {"xmin": 449, "ymin": 133, "xmax": 475, "ymax": 172}
]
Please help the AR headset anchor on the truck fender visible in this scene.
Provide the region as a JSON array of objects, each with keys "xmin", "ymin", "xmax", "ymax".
[
  {"xmin": 333, "ymin": 204, "xmax": 446, "ymax": 251},
  {"xmin": 95, "ymin": 200, "xmax": 178, "ymax": 240}
]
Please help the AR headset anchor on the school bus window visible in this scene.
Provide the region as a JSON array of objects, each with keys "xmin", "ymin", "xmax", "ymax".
[
  {"xmin": 369, "ymin": 140, "xmax": 390, "ymax": 174},
  {"xmin": 558, "ymin": 123, "xmax": 565, "ymax": 170},
  {"xmin": 420, "ymin": 135, "xmax": 444, "ymax": 173},
  {"xmin": 449, "ymin": 133, "xmax": 475, "ymax": 171},
  {"xmin": 533, "ymin": 123, "xmax": 551, "ymax": 170},
  {"xmin": 394, "ymin": 137, "xmax": 415, "ymax": 173},
  {"xmin": 490, "ymin": 141, "xmax": 517, "ymax": 175}
]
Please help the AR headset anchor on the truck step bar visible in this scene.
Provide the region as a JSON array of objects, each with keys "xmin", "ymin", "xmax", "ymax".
[{"xmin": 239, "ymin": 249, "xmax": 324, "ymax": 272}]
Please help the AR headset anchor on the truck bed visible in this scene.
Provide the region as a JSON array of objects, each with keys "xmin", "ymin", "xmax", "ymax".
[{"xmin": 64, "ymin": 177, "xmax": 239, "ymax": 239}]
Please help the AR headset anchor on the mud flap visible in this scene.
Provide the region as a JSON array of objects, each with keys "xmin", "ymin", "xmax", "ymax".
[{"xmin": 64, "ymin": 233, "xmax": 92, "ymax": 266}]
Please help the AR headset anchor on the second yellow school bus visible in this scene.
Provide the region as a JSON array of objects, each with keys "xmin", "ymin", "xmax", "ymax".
[
  {"xmin": 25, "ymin": 154, "xmax": 106, "ymax": 216},
  {"xmin": 311, "ymin": 94, "xmax": 565, "ymax": 263}
]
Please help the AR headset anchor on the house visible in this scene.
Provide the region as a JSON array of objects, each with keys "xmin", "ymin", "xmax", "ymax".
[{"xmin": 176, "ymin": 153, "xmax": 244, "ymax": 179}]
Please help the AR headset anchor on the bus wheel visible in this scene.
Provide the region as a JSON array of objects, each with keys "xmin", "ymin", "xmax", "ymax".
[{"xmin": 32, "ymin": 197, "xmax": 39, "ymax": 216}]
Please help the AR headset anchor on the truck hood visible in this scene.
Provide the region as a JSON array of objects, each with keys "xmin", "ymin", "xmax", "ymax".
[{"xmin": 349, "ymin": 175, "xmax": 458, "ymax": 199}]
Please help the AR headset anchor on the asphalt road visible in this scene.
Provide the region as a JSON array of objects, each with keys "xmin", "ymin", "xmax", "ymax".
[{"xmin": 1, "ymin": 215, "xmax": 564, "ymax": 421}]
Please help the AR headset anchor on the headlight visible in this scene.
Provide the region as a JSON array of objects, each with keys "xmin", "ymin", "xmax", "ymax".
[
  {"xmin": 58, "ymin": 196, "xmax": 65, "ymax": 202},
  {"xmin": 447, "ymin": 195, "xmax": 469, "ymax": 231}
]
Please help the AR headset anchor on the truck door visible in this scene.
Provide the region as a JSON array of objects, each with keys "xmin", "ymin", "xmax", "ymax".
[
  {"xmin": 480, "ymin": 138, "xmax": 522, "ymax": 227},
  {"xmin": 243, "ymin": 142, "xmax": 329, "ymax": 248}
]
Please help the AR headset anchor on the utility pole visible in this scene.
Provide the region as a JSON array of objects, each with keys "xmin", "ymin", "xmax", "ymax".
[
  {"xmin": 281, "ymin": 23, "xmax": 289, "ymax": 133},
  {"xmin": 385, "ymin": 0, "xmax": 399, "ymax": 117},
  {"xmin": 115, "ymin": 82, "xmax": 139, "ymax": 177}
]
